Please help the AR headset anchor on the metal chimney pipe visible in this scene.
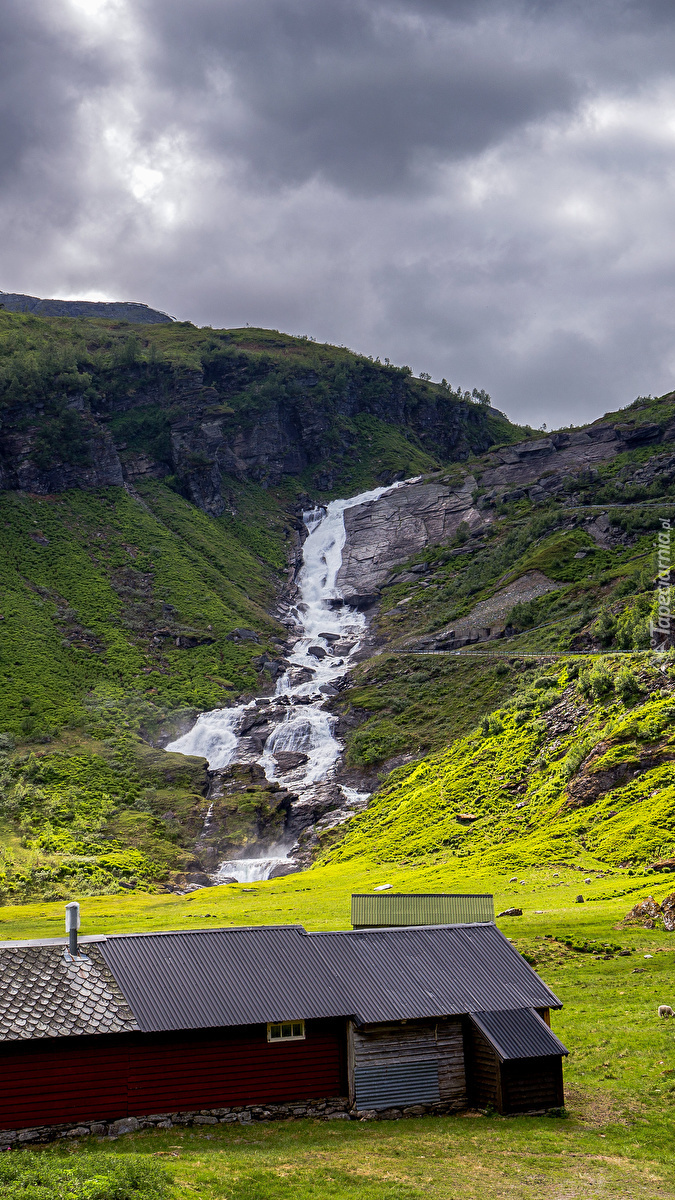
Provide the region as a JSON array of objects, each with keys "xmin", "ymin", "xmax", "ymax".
[{"xmin": 65, "ymin": 902, "xmax": 80, "ymax": 957}]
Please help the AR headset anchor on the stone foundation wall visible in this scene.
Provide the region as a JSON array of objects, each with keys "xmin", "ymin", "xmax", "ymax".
[{"xmin": 0, "ymin": 1097, "xmax": 464, "ymax": 1145}]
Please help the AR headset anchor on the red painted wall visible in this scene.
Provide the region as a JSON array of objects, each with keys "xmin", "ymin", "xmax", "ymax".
[{"xmin": 0, "ymin": 1019, "xmax": 346, "ymax": 1131}]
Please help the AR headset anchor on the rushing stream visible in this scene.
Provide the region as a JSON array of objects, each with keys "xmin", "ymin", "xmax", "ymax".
[{"xmin": 167, "ymin": 482, "xmax": 406, "ymax": 882}]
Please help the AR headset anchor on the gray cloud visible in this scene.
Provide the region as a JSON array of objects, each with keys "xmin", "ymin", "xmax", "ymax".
[
  {"xmin": 0, "ymin": 3, "xmax": 114, "ymax": 193},
  {"xmin": 1, "ymin": 0, "xmax": 674, "ymax": 427},
  {"xmin": 136, "ymin": 0, "xmax": 578, "ymax": 194}
]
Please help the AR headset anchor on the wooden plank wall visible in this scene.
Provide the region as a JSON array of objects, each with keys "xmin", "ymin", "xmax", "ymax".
[
  {"xmin": 465, "ymin": 1024, "xmax": 564, "ymax": 1113},
  {"xmin": 0, "ymin": 1019, "xmax": 346, "ymax": 1131},
  {"xmin": 500, "ymin": 1057, "xmax": 564, "ymax": 1113},
  {"xmin": 464, "ymin": 1023, "xmax": 501, "ymax": 1110},
  {"xmin": 351, "ymin": 1020, "xmax": 466, "ymax": 1107}
]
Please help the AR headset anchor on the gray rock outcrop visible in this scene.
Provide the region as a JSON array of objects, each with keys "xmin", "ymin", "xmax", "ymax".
[
  {"xmin": 478, "ymin": 419, "xmax": 669, "ymax": 504},
  {"xmin": 337, "ymin": 476, "xmax": 483, "ymax": 596},
  {"xmin": 0, "ymin": 291, "xmax": 173, "ymax": 323},
  {"xmin": 0, "ymin": 410, "xmax": 124, "ymax": 494},
  {"xmin": 427, "ymin": 570, "xmax": 559, "ymax": 649}
]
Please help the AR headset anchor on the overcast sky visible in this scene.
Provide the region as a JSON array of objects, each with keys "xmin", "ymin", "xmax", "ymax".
[{"xmin": 2, "ymin": 0, "xmax": 675, "ymax": 426}]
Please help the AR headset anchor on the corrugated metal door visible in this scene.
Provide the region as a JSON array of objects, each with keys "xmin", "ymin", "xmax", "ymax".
[
  {"xmin": 354, "ymin": 1059, "xmax": 440, "ymax": 1109},
  {"xmin": 349, "ymin": 1019, "xmax": 466, "ymax": 1111}
]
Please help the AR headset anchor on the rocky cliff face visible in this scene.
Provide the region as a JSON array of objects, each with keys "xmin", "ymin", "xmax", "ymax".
[
  {"xmin": 164, "ymin": 371, "xmax": 502, "ymax": 514},
  {"xmin": 337, "ymin": 476, "xmax": 483, "ymax": 599},
  {"xmin": 478, "ymin": 415, "xmax": 675, "ymax": 504},
  {"xmin": 0, "ymin": 314, "xmax": 516, "ymax": 509},
  {"xmin": 0, "ymin": 404, "xmax": 123, "ymax": 494},
  {"xmin": 0, "ymin": 291, "xmax": 173, "ymax": 323},
  {"xmin": 334, "ymin": 403, "xmax": 675, "ymax": 608}
]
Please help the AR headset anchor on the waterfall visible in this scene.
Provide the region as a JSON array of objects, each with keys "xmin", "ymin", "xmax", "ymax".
[{"xmin": 167, "ymin": 480, "xmax": 409, "ymax": 882}]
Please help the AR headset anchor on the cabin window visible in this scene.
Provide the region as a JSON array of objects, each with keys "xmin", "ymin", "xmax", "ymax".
[{"xmin": 267, "ymin": 1020, "xmax": 305, "ymax": 1042}]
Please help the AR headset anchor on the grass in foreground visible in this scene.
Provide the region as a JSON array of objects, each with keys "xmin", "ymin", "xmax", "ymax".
[
  {"xmin": 23, "ymin": 1099, "xmax": 675, "ymax": 1199},
  {"xmin": 0, "ymin": 1151, "xmax": 170, "ymax": 1199}
]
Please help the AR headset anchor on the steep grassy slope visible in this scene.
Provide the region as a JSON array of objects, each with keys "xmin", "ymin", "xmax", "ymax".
[
  {"xmin": 0, "ymin": 477, "xmax": 294, "ymax": 900},
  {"xmin": 0, "ymin": 483, "xmax": 285, "ymax": 739},
  {"xmin": 341, "ymin": 655, "xmax": 518, "ymax": 769},
  {"xmin": 335, "ymin": 401, "xmax": 675, "ymax": 775},
  {"xmin": 330, "ymin": 654, "xmax": 675, "ymax": 871}
]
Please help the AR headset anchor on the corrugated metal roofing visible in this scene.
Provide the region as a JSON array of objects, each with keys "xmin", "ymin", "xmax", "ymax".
[
  {"xmin": 352, "ymin": 893, "xmax": 495, "ymax": 928},
  {"xmin": 100, "ymin": 925, "xmax": 348, "ymax": 1033},
  {"xmin": 99, "ymin": 922, "xmax": 561, "ymax": 1034},
  {"xmin": 470, "ymin": 1008, "xmax": 568, "ymax": 1061}
]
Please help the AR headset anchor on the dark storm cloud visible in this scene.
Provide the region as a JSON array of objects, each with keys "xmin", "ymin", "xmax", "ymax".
[
  {"xmin": 1, "ymin": 0, "xmax": 675, "ymax": 426},
  {"xmin": 0, "ymin": 3, "xmax": 114, "ymax": 194},
  {"xmin": 135, "ymin": 0, "xmax": 578, "ymax": 194}
]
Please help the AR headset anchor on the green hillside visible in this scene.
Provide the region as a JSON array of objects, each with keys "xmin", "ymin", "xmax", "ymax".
[
  {"xmin": 335, "ymin": 499, "xmax": 667, "ymax": 771},
  {"xmin": 0, "ymin": 310, "xmax": 521, "ymax": 900},
  {"xmin": 1, "ymin": 307, "xmax": 675, "ymax": 909},
  {"xmin": 330, "ymin": 654, "xmax": 675, "ymax": 872},
  {"xmin": 0, "ymin": 484, "xmax": 285, "ymax": 739}
]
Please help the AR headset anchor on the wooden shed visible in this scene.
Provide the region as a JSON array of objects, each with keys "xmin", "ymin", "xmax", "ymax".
[
  {"xmin": 0, "ymin": 906, "xmax": 567, "ymax": 1133},
  {"xmin": 346, "ymin": 892, "xmax": 567, "ymax": 1114},
  {"xmin": 465, "ymin": 1008, "xmax": 565, "ymax": 1114}
]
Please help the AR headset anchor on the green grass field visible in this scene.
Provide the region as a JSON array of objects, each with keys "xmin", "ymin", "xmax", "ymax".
[{"xmin": 18, "ymin": 1102, "xmax": 675, "ymax": 1199}]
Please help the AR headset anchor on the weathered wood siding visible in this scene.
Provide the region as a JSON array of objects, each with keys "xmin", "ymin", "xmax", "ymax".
[
  {"xmin": 0, "ymin": 1019, "xmax": 346, "ymax": 1131},
  {"xmin": 350, "ymin": 1019, "xmax": 466, "ymax": 1110},
  {"xmin": 464, "ymin": 1022, "xmax": 501, "ymax": 1110},
  {"xmin": 465, "ymin": 1024, "xmax": 564, "ymax": 1114},
  {"xmin": 500, "ymin": 1057, "xmax": 564, "ymax": 1113}
]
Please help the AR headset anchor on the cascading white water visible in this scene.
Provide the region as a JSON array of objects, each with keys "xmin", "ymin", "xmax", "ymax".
[
  {"xmin": 167, "ymin": 480, "xmax": 410, "ymax": 882},
  {"xmin": 212, "ymin": 856, "xmax": 290, "ymax": 884}
]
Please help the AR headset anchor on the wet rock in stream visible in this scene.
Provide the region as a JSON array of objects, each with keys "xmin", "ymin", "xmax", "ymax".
[
  {"xmin": 197, "ymin": 763, "xmax": 297, "ymax": 868},
  {"xmin": 274, "ymin": 751, "xmax": 309, "ymax": 772}
]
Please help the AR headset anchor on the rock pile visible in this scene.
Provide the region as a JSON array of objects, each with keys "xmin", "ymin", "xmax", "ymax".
[{"xmin": 623, "ymin": 894, "xmax": 675, "ymax": 931}]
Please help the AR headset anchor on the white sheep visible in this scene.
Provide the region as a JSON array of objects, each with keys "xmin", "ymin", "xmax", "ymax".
[{"xmin": 658, "ymin": 1005, "xmax": 674, "ymax": 1018}]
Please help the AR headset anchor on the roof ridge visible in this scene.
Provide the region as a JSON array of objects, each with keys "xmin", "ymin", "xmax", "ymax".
[
  {"xmin": 107, "ymin": 923, "xmax": 308, "ymax": 939},
  {"xmin": 0, "ymin": 935, "xmax": 107, "ymax": 949},
  {"xmin": 308, "ymin": 921, "xmax": 496, "ymax": 935}
]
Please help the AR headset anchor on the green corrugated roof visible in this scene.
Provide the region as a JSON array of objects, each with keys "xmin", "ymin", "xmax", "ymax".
[{"xmin": 351, "ymin": 893, "xmax": 494, "ymax": 928}]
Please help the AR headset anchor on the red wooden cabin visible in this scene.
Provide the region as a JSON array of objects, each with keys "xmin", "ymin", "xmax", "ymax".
[{"xmin": 0, "ymin": 915, "xmax": 567, "ymax": 1131}]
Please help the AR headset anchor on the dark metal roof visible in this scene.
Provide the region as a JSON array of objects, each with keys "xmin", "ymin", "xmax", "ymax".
[
  {"xmin": 100, "ymin": 925, "xmax": 347, "ymax": 1033},
  {"xmin": 0, "ymin": 944, "xmax": 138, "ymax": 1041},
  {"xmin": 351, "ymin": 893, "xmax": 494, "ymax": 928},
  {"xmin": 317, "ymin": 924, "xmax": 560, "ymax": 1027},
  {"xmin": 98, "ymin": 922, "xmax": 561, "ymax": 1035},
  {"xmin": 470, "ymin": 1007, "xmax": 568, "ymax": 1061}
]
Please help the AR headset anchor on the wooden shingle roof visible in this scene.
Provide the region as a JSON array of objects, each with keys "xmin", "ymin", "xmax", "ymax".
[{"xmin": 0, "ymin": 943, "xmax": 138, "ymax": 1040}]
